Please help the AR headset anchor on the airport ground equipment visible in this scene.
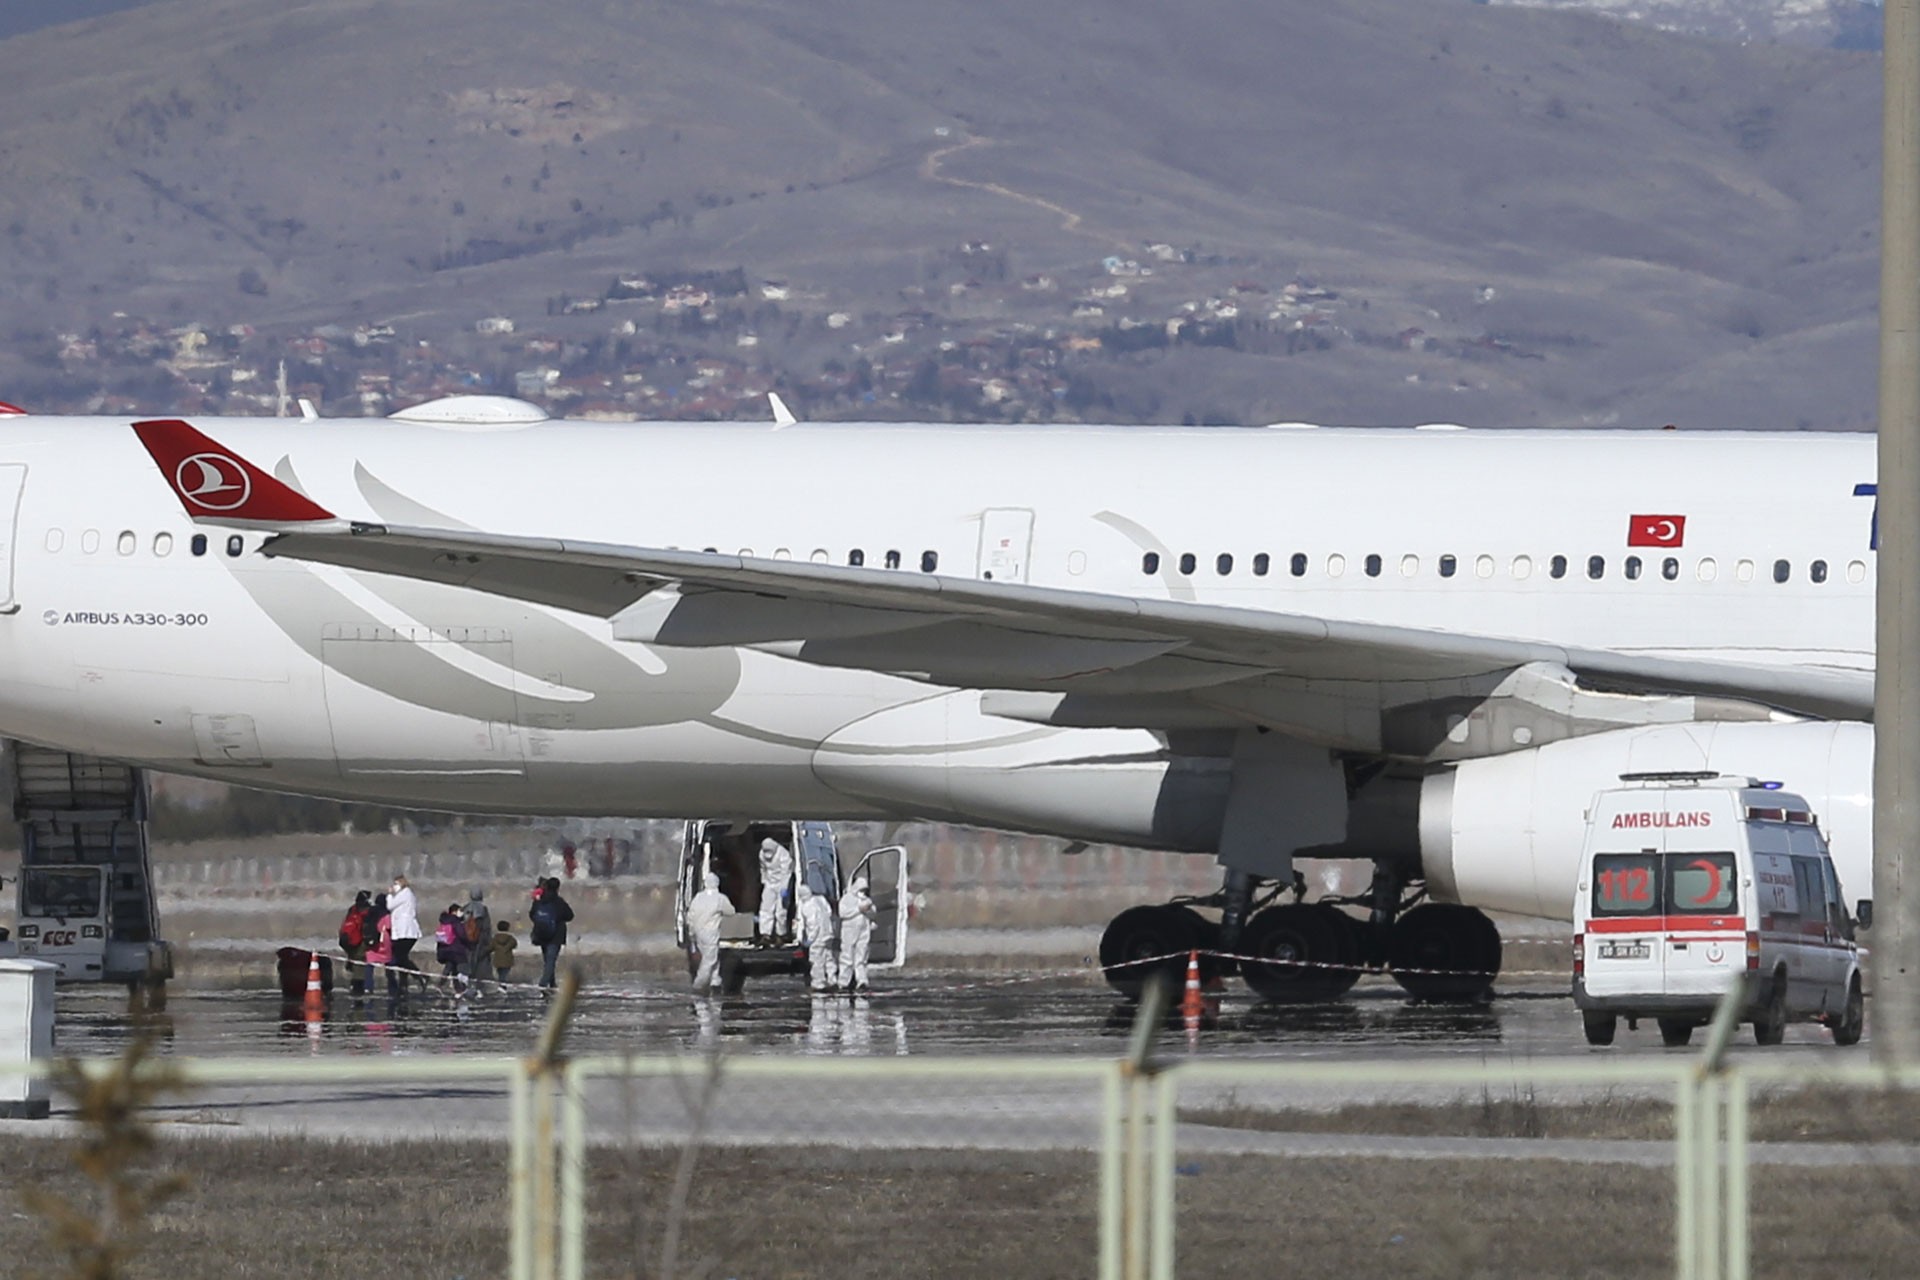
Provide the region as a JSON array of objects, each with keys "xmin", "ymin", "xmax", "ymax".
[
  {"xmin": 675, "ymin": 819, "xmax": 907, "ymax": 993},
  {"xmin": 0, "ymin": 741, "xmax": 171, "ymax": 990},
  {"xmin": 0, "ymin": 957, "xmax": 54, "ymax": 1118}
]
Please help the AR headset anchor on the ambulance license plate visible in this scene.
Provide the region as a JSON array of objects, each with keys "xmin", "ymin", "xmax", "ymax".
[{"xmin": 1597, "ymin": 941, "xmax": 1650, "ymax": 960}]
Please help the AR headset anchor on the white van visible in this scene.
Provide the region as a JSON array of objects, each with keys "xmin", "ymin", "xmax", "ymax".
[
  {"xmin": 674, "ymin": 820, "xmax": 909, "ymax": 993},
  {"xmin": 1572, "ymin": 772, "xmax": 1869, "ymax": 1048}
]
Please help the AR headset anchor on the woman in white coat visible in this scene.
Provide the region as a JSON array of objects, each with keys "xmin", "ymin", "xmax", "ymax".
[{"xmin": 387, "ymin": 874, "xmax": 425, "ymax": 992}]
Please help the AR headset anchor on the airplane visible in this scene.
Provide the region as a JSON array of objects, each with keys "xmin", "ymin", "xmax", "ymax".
[{"xmin": 0, "ymin": 394, "xmax": 1882, "ymax": 1001}]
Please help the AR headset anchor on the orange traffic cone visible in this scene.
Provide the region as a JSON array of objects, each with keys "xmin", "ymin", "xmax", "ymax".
[
  {"xmin": 303, "ymin": 952, "xmax": 326, "ymax": 1014},
  {"xmin": 1181, "ymin": 948, "xmax": 1205, "ymax": 1049}
]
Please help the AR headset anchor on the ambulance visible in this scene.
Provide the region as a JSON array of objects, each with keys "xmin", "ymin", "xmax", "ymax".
[
  {"xmin": 1572, "ymin": 772, "xmax": 1869, "ymax": 1048},
  {"xmin": 674, "ymin": 820, "xmax": 909, "ymax": 993}
]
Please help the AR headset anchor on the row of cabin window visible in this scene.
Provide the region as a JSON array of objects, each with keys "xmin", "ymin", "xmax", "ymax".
[
  {"xmin": 709, "ymin": 547, "xmax": 941, "ymax": 572},
  {"xmin": 1141, "ymin": 550, "xmax": 1867, "ymax": 586},
  {"xmin": 45, "ymin": 529, "xmax": 248, "ymax": 558}
]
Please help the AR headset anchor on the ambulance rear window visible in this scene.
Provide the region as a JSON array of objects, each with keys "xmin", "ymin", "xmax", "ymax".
[
  {"xmin": 1669, "ymin": 852, "xmax": 1737, "ymax": 913},
  {"xmin": 1592, "ymin": 853, "xmax": 1659, "ymax": 916}
]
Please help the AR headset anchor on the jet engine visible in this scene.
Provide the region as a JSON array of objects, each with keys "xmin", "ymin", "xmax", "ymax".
[{"xmin": 1418, "ymin": 720, "xmax": 1872, "ymax": 921}]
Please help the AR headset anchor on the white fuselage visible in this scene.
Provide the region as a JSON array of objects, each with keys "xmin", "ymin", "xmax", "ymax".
[{"xmin": 0, "ymin": 417, "xmax": 1881, "ymax": 894}]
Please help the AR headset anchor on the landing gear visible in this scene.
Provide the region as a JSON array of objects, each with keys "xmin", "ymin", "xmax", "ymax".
[
  {"xmin": 1097, "ymin": 904, "xmax": 1219, "ymax": 1000},
  {"xmin": 1240, "ymin": 903, "xmax": 1361, "ymax": 1003},
  {"xmin": 1097, "ymin": 869, "xmax": 1502, "ymax": 1005},
  {"xmin": 1387, "ymin": 903, "xmax": 1501, "ymax": 1002}
]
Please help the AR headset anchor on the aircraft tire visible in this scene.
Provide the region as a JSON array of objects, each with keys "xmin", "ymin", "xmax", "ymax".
[
  {"xmin": 1388, "ymin": 904, "xmax": 1501, "ymax": 1003},
  {"xmin": 1240, "ymin": 904, "xmax": 1360, "ymax": 1003},
  {"xmin": 1099, "ymin": 905, "xmax": 1204, "ymax": 1000}
]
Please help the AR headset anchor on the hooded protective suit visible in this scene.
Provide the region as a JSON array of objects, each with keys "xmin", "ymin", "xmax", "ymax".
[
  {"xmin": 757, "ymin": 838, "xmax": 794, "ymax": 939},
  {"xmin": 687, "ymin": 871, "xmax": 734, "ymax": 991},
  {"xmin": 796, "ymin": 882, "xmax": 838, "ymax": 990},
  {"xmin": 464, "ymin": 887, "xmax": 493, "ymax": 985},
  {"xmin": 836, "ymin": 875, "xmax": 877, "ymax": 991}
]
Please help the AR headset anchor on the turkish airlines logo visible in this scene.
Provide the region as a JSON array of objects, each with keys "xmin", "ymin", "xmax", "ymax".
[
  {"xmin": 1628, "ymin": 514, "xmax": 1686, "ymax": 548},
  {"xmin": 174, "ymin": 452, "xmax": 251, "ymax": 511}
]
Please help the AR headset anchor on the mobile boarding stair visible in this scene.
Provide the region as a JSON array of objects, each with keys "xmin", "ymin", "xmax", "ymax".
[{"xmin": 5, "ymin": 740, "xmax": 172, "ymax": 989}]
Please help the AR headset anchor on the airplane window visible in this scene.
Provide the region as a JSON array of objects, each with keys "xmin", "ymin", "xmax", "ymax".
[
  {"xmin": 885, "ymin": 550, "xmax": 901, "ymax": 570},
  {"xmin": 1773, "ymin": 559, "xmax": 1790, "ymax": 584},
  {"xmin": 1698, "ymin": 558, "xmax": 1717, "ymax": 582},
  {"xmin": 739, "ymin": 547, "xmax": 754, "ymax": 557},
  {"xmin": 1142, "ymin": 552, "xmax": 1160, "ymax": 574},
  {"xmin": 1068, "ymin": 551, "xmax": 1087, "ymax": 575},
  {"xmin": 809, "ymin": 549, "xmax": 829, "ymax": 563},
  {"xmin": 703, "ymin": 547, "xmax": 717, "ymax": 554},
  {"xmin": 1511, "ymin": 555, "xmax": 1532, "ymax": 580},
  {"xmin": 1549, "ymin": 555, "xmax": 1567, "ymax": 579},
  {"xmin": 226, "ymin": 535, "xmax": 244, "ymax": 558},
  {"xmin": 191, "ymin": 534, "xmax": 207, "ymax": 558},
  {"xmin": 1662, "ymin": 557, "xmax": 1679, "ymax": 581},
  {"xmin": 1848, "ymin": 560, "xmax": 1867, "ymax": 584},
  {"xmin": 1178, "ymin": 552, "xmax": 1196, "ymax": 575},
  {"xmin": 81, "ymin": 529, "xmax": 100, "ymax": 555},
  {"xmin": 153, "ymin": 533, "xmax": 173, "ymax": 557},
  {"xmin": 1289, "ymin": 553, "xmax": 1307, "ymax": 577},
  {"xmin": 921, "ymin": 550, "xmax": 938, "ymax": 573},
  {"xmin": 1811, "ymin": 559, "xmax": 1828, "ymax": 584},
  {"xmin": 1252, "ymin": 553, "xmax": 1270, "ymax": 577},
  {"xmin": 1474, "ymin": 555, "xmax": 1494, "ymax": 579},
  {"xmin": 1438, "ymin": 554, "xmax": 1457, "ymax": 578},
  {"xmin": 1363, "ymin": 554, "xmax": 1381, "ymax": 578},
  {"xmin": 1216, "ymin": 553, "xmax": 1233, "ymax": 576},
  {"xmin": 1587, "ymin": 555, "xmax": 1605, "ymax": 579},
  {"xmin": 1736, "ymin": 559, "xmax": 1755, "ymax": 582},
  {"xmin": 1401, "ymin": 554, "xmax": 1419, "ymax": 577},
  {"xmin": 849, "ymin": 549, "xmax": 865, "ymax": 567},
  {"xmin": 1326, "ymin": 553, "xmax": 1346, "ymax": 578},
  {"xmin": 43, "ymin": 529, "xmax": 62, "ymax": 553},
  {"xmin": 1624, "ymin": 556, "xmax": 1641, "ymax": 581},
  {"xmin": 773, "ymin": 548, "xmax": 792, "ymax": 560}
]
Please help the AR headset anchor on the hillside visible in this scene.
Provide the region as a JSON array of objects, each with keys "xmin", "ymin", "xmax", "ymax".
[{"xmin": 0, "ymin": 0, "xmax": 1885, "ymax": 428}]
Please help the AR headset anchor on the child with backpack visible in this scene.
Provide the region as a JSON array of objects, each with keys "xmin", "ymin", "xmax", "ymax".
[
  {"xmin": 337, "ymin": 890, "xmax": 375, "ymax": 994},
  {"xmin": 435, "ymin": 902, "xmax": 470, "ymax": 994}
]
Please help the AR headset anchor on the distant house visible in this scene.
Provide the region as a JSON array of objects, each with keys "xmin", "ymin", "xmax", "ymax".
[
  {"xmin": 477, "ymin": 316, "xmax": 516, "ymax": 335},
  {"xmin": 760, "ymin": 281, "xmax": 792, "ymax": 301}
]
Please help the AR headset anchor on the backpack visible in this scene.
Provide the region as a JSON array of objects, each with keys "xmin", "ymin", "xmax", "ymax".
[
  {"xmin": 338, "ymin": 907, "xmax": 365, "ymax": 949},
  {"xmin": 464, "ymin": 913, "xmax": 485, "ymax": 946},
  {"xmin": 436, "ymin": 919, "xmax": 458, "ymax": 947},
  {"xmin": 529, "ymin": 899, "xmax": 556, "ymax": 946}
]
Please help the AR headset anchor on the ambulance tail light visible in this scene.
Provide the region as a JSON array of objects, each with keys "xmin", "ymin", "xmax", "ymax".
[
  {"xmin": 1745, "ymin": 931, "xmax": 1761, "ymax": 972},
  {"xmin": 1572, "ymin": 933, "xmax": 1585, "ymax": 981}
]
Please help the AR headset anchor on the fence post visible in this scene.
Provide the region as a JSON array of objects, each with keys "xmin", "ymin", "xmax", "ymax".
[
  {"xmin": 1100, "ymin": 1067, "xmax": 1124, "ymax": 1280},
  {"xmin": 509, "ymin": 1064, "xmax": 535, "ymax": 1280},
  {"xmin": 1150, "ymin": 1071, "xmax": 1177, "ymax": 1280},
  {"xmin": 560, "ymin": 1061, "xmax": 587, "ymax": 1280}
]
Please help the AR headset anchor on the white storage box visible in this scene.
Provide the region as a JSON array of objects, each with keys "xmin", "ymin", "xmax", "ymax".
[{"xmin": 0, "ymin": 958, "xmax": 57, "ymax": 1119}]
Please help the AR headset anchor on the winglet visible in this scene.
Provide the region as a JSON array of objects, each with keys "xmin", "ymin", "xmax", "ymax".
[
  {"xmin": 0, "ymin": 401, "xmax": 27, "ymax": 416},
  {"xmin": 132, "ymin": 419, "xmax": 340, "ymax": 527},
  {"xmin": 768, "ymin": 392, "xmax": 797, "ymax": 427}
]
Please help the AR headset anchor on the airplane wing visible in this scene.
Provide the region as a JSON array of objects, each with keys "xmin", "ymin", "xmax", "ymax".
[{"xmin": 133, "ymin": 420, "xmax": 1873, "ymax": 756}]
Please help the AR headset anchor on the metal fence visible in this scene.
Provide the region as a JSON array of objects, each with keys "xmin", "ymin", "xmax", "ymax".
[{"xmin": 8, "ymin": 992, "xmax": 1917, "ymax": 1280}]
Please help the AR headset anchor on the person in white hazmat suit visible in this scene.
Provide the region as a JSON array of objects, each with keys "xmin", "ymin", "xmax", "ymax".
[
  {"xmin": 687, "ymin": 872, "xmax": 734, "ymax": 992},
  {"xmin": 836, "ymin": 875, "xmax": 878, "ymax": 992},
  {"xmin": 757, "ymin": 837, "xmax": 794, "ymax": 940},
  {"xmin": 795, "ymin": 882, "xmax": 838, "ymax": 992}
]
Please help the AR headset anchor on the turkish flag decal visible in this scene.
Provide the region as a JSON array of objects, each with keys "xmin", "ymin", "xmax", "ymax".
[{"xmin": 1628, "ymin": 514, "xmax": 1686, "ymax": 547}]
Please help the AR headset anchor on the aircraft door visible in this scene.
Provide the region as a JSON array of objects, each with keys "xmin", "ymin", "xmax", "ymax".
[
  {"xmin": 847, "ymin": 844, "xmax": 909, "ymax": 968},
  {"xmin": 976, "ymin": 508, "xmax": 1034, "ymax": 583},
  {"xmin": 320, "ymin": 623, "xmax": 526, "ymax": 780},
  {"xmin": 0, "ymin": 463, "xmax": 25, "ymax": 613}
]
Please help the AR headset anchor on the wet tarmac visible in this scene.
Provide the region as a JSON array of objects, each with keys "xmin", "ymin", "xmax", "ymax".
[{"xmin": 48, "ymin": 968, "xmax": 1862, "ymax": 1063}]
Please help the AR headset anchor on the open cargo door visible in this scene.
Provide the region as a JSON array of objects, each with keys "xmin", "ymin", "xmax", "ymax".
[{"xmin": 847, "ymin": 845, "xmax": 909, "ymax": 969}]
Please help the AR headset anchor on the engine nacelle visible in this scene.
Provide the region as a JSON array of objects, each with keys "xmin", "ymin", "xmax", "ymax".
[{"xmin": 1419, "ymin": 721, "xmax": 1872, "ymax": 921}]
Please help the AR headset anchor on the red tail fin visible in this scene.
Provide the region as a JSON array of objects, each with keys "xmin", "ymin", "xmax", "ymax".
[{"xmin": 132, "ymin": 419, "xmax": 337, "ymax": 525}]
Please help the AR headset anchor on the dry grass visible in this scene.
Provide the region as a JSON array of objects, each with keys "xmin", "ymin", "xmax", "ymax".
[
  {"xmin": 4, "ymin": 1131, "xmax": 1917, "ymax": 1278},
  {"xmin": 1184, "ymin": 1085, "xmax": 1920, "ymax": 1145}
]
